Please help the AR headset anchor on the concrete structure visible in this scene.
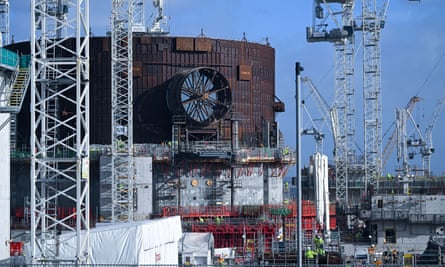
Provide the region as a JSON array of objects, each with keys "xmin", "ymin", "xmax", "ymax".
[
  {"xmin": 371, "ymin": 193, "xmax": 445, "ymax": 254},
  {"xmin": 0, "ymin": 113, "xmax": 10, "ymax": 260}
]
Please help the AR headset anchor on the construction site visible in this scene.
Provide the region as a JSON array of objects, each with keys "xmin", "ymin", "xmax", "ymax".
[{"xmin": 1, "ymin": 0, "xmax": 445, "ymax": 266}]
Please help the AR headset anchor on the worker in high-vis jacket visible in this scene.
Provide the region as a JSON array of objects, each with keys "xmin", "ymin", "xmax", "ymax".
[
  {"xmin": 314, "ymin": 234, "xmax": 325, "ymax": 256},
  {"xmin": 305, "ymin": 248, "xmax": 316, "ymax": 259}
]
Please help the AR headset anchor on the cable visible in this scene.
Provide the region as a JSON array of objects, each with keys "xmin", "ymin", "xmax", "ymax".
[{"xmin": 415, "ymin": 51, "xmax": 444, "ymax": 96}]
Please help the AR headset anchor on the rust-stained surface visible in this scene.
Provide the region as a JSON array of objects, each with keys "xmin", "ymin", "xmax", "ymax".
[
  {"xmin": 9, "ymin": 35, "xmax": 283, "ymax": 147},
  {"xmin": 238, "ymin": 64, "xmax": 252, "ymax": 81},
  {"xmin": 91, "ymin": 35, "xmax": 280, "ymax": 146}
]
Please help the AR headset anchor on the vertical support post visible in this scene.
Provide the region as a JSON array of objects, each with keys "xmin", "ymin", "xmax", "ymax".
[
  {"xmin": 295, "ymin": 62, "xmax": 303, "ymax": 267},
  {"xmin": 111, "ymin": 0, "xmax": 135, "ymax": 223}
]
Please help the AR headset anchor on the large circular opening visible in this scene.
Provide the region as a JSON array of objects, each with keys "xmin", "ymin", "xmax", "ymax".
[{"xmin": 167, "ymin": 67, "xmax": 232, "ymax": 126}]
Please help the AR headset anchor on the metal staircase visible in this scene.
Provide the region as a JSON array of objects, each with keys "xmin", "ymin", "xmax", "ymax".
[
  {"xmin": 7, "ymin": 67, "xmax": 30, "ymax": 113},
  {"xmin": 0, "ymin": 58, "xmax": 31, "ymax": 114},
  {"xmin": 0, "ymin": 53, "xmax": 31, "ymax": 151},
  {"xmin": 0, "ymin": 61, "xmax": 31, "ymax": 150}
]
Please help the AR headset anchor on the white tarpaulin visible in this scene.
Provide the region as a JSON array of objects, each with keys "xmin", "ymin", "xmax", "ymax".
[
  {"xmin": 179, "ymin": 232, "xmax": 214, "ymax": 265},
  {"xmin": 25, "ymin": 216, "xmax": 182, "ymax": 264},
  {"xmin": 179, "ymin": 232, "xmax": 214, "ymax": 257}
]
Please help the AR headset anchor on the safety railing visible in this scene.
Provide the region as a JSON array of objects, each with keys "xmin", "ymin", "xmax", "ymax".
[{"xmin": 0, "ymin": 47, "xmax": 19, "ymax": 69}]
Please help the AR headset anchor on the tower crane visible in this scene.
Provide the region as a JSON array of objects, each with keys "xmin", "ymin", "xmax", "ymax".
[
  {"xmin": 148, "ymin": 0, "xmax": 169, "ymax": 34},
  {"xmin": 307, "ymin": 0, "xmax": 355, "ymax": 207},
  {"xmin": 382, "ymin": 96, "xmax": 422, "ymax": 172},
  {"xmin": 301, "ymin": 77, "xmax": 333, "ymax": 243},
  {"xmin": 30, "ymin": 0, "xmax": 90, "ymax": 263},
  {"xmin": 390, "ymin": 92, "xmax": 445, "ymax": 178},
  {"xmin": 110, "ymin": 0, "xmax": 135, "ymax": 222},
  {"xmin": 132, "ymin": 0, "xmax": 146, "ymax": 33},
  {"xmin": 307, "ymin": 0, "xmax": 392, "ymax": 207},
  {"xmin": 301, "ymin": 76, "xmax": 337, "ymax": 155},
  {"xmin": 396, "ymin": 107, "xmax": 425, "ymax": 177},
  {"xmin": 420, "ymin": 90, "xmax": 445, "ymax": 177},
  {"xmin": 301, "ymin": 105, "xmax": 326, "ymax": 154},
  {"xmin": 358, "ymin": 0, "xmax": 389, "ymax": 191}
]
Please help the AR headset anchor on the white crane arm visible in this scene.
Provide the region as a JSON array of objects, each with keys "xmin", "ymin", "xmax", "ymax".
[
  {"xmin": 425, "ymin": 89, "xmax": 445, "ymax": 142},
  {"xmin": 302, "ymin": 76, "xmax": 337, "ymax": 147},
  {"xmin": 382, "ymin": 96, "xmax": 422, "ymax": 170}
]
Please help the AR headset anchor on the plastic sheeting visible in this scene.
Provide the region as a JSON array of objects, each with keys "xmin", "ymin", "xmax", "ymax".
[
  {"xmin": 179, "ymin": 232, "xmax": 214, "ymax": 265},
  {"xmin": 179, "ymin": 232, "xmax": 214, "ymax": 257},
  {"xmin": 25, "ymin": 216, "xmax": 182, "ymax": 264}
]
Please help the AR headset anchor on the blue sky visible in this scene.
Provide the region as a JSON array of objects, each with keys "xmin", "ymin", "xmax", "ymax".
[{"xmin": 9, "ymin": 0, "xmax": 445, "ymax": 176}]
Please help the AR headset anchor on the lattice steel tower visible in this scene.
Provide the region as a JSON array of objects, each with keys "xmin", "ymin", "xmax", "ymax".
[
  {"xmin": 132, "ymin": 0, "xmax": 146, "ymax": 32},
  {"xmin": 111, "ymin": 0, "xmax": 135, "ymax": 222},
  {"xmin": 30, "ymin": 0, "xmax": 90, "ymax": 262},
  {"xmin": 0, "ymin": 0, "xmax": 9, "ymax": 46},
  {"xmin": 361, "ymin": 0, "xmax": 387, "ymax": 191},
  {"xmin": 307, "ymin": 0, "xmax": 356, "ymax": 206}
]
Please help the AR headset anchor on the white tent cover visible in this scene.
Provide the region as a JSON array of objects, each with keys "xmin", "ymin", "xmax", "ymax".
[{"xmin": 25, "ymin": 216, "xmax": 182, "ymax": 264}]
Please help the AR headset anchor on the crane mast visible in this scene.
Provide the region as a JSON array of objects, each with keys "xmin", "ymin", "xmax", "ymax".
[
  {"xmin": 132, "ymin": 0, "xmax": 145, "ymax": 32},
  {"xmin": 421, "ymin": 91, "xmax": 445, "ymax": 177},
  {"xmin": 361, "ymin": 0, "xmax": 384, "ymax": 192},
  {"xmin": 30, "ymin": 0, "xmax": 90, "ymax": 262},
  {"xmin": 0, "ymin": 0, "xmax": 9, "ymax": 46},
  {"xmin": 396, "ymin": 107, "xmax": 424, "ymax": 177},
  {"xmin": 307, "ymin": 0, "xmax": 355, "ymax": 207},
  {"xmin": 382, "ymin": 96, "xmax": 422, "ymax": 172},
  {"xmin": 390, "ymin": 93, "xmax": 444, "ymax": 178},
  {"xmin": 360, "ymin": 0, "xmax": 388, "ymax": 192},
  {"xmin": 149, "ymin": 0, "xmax": 169, "ymax": 34},
  {"xmin": 110, "ymin": 0, "xmax": 135, "ymax": 222}
]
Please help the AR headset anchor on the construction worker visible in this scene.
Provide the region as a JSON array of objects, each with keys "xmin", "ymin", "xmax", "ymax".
[
  {"xmin": 217, "ymin": 255, "xmax": 225, "ymax": 266},
  {"xmin": 305, "ymin": 247, "xmax": 317, "ymax": 266},
  {"xmin": 314, "ymin": 234, "xmax": 325, "ymax": 256},
  {"xmin": 305, "ymin": 247, "xmax": 316, "ymax": 259},
  {"xmin": 283, "ymin": 146, "xmax": 290, "ymax": 156}
]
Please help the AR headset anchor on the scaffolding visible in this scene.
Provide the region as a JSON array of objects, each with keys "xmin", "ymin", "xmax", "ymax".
[
  {"xmin": 30, "ymin": 0, "xmax": 90, "ymax": 263},
  {"xmin": 110, "ymin": 0, "xmax": 135, "ymax": 223},
  {"xmin": 167, "ymin": 201, "xmax": 339, "ymax": 264}
]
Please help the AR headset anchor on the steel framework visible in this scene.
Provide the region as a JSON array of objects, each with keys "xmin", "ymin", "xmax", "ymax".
[
  {"xmin": 396, "ymin": 108, "xmax": 416, "ymax": 176},
  {"xmin": 421, "ymin": 91, "xmax": 445, "ymax": 177},
  {"xmin": 148, "ymin": 0, "xmax": 169, "ymax": 34},
  {"xmin": 30, "ymin": 0, "xmax": 90, "ymax": 262},
  {"xmin": 361, "ymin": 0, "xmax": 387, "ymax": 191},
  {"xmin": 301, "ymin": 76, "xmax": 334, "ymax": 154},
  {"xmin": 0, "ymin": 0, "xmax": 9, "ymax": 46},
  {"xmin": 307, "ymin": 0, "xmax": 356, "ymax": 206},
  {"xmin": 132, "ymin": 0, "xmax": 145, "ymax": 32},
  {"xmin": 111, "ymin": 0, "xmax": 135, "ymax": 222},
  {"xmin": 382, "ymin": 96, "xmax": 422, "ymax": 172}
]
